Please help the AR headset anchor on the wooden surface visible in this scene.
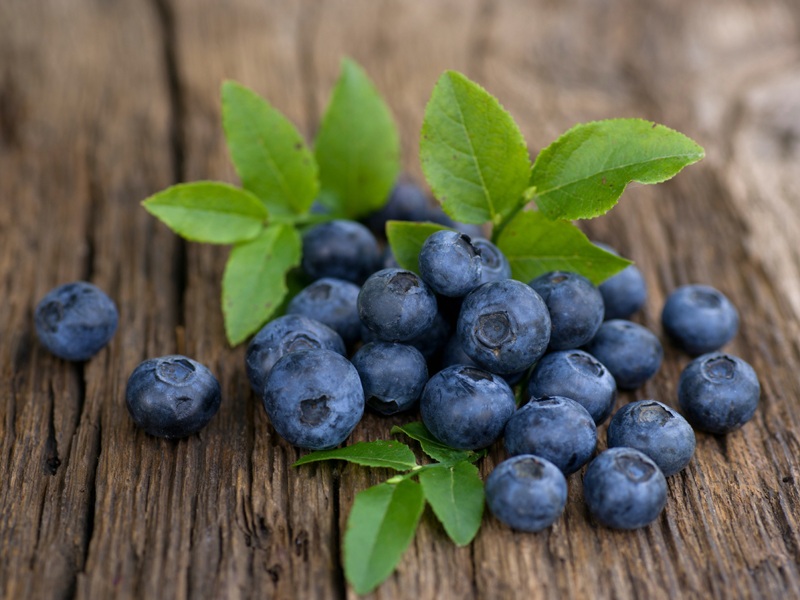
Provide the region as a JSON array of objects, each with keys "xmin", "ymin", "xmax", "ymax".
[{"xmin": 2, "ymin": 1, "xmax": 800, "ymax": 598}]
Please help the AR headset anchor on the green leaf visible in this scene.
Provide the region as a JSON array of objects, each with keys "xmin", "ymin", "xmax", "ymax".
[
  {"xmin": 496, "ymin": 210, "xmax": 631, "ymax": 285},
  {"xmin": 531, "ymin": 118, "xmax": 705, "ymax": 220},
  {"xmin": 344, "ymin": 480, "xmax": 425, "ymax": 595},
  {"xmin": 222, "ymin": 81, "xmax": 318, "ymax": 216},
  {"xmin": 418, "ymin": 461, "xmax": 484, "ymax": 546},
  {"xmin": 385, "ymin": 220, "xmax": 450, "ymax": 274},
  {"xmin": 222, "ymin": 224, "xmax": 301, "ymax": 345},
  {"xmin": 420, "ymin": 70, "xmax": 531, "ymax": 225},
  {"xmin": 142, "ymin": 182, "xmax": 268, "ymax": 244},
  {"xmin": 293, "ymin": 440, "xmax": 417, "ymax": 471},
  {"xmin": 391, "ymin": 422, "xmax": 473, "ymax": 464},
  {"xmin": 314, "ymin": 58, "xmax": 400, "ymax": 219}
]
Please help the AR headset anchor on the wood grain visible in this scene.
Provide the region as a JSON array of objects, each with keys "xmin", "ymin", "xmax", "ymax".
[{"xmin": 1, "ymin": 0, "xmax": 799, "ymax": 598}]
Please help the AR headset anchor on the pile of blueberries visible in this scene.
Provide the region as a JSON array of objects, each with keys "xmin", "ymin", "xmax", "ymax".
[{"xmin": 33, "ymin": 180, "xmax": 761, "ymax": 532}]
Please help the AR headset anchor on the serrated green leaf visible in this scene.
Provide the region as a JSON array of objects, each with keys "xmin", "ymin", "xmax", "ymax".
[
  {"xmin": 385, "ymin": 220, "xmax": 450, "ymax": 274},
  {"xmin": 391, "ymin": 422, "xmax": 473, "ymax": 464},
  {"xmin": 420, "ymin": 71, "xmax": 531, "ymax": 225},
  {"xmin": 418, "ymin": 461, "xmax": 484, "ymax": 546},
  {"xmin": 222, "ymin": 81, "xmax": 318, "ymax": 216},
  {"xmin": 142, "ymin": 182, "xmax": 267, "ymax": 244},
  {"xmin": 293, "ymin": 440, "xmax": 417, "ymax": 470},
  {"xmin": 344, "ymin": 480, "xmax": 425, "ymax": 595},
  {"xmin": 314, "ymin": 58, "xmax": 400, "ymax": 219},
  {"xmin": 531, "ymin": 118, "xmax": 704, "ymax": 220},
  {"xmin": 496, "ymin": 210, "xmax": 631, "ymax": 285},
  {"xmin": 222, "ymin": 224, "xmax": 301, "ymax": 345}
]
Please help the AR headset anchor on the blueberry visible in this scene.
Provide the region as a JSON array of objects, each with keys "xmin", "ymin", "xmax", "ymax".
[
  {"xmin": 262, "ymin": 348, "xmax": 364, "ymax": 450},
  {"xmin": 485, "ymin": 455, "xmax": 568, "ymax": 532},
  {"xmin": 530, "ymin": 271, "xmax": 604, "ymax": 350},
  {"xmin": 406, "ymin": 310, "xmax": 451, "ymax": 364},
  {"xmin": 583, "ymin": 447, "xmax": 668, "ymax": 529},
  {"xmin": 34, "ymin": 281, "xmax": 118, "ymax": 361},
  {"xmin": 301, "ymin": 219, "xmax": 380, "ymax": 284},
  {"xmin": 418, "ymin": 230, "xmax": 482, "ymax": 297},
  {"xmin": 678, "ymin": 352, "xmax": 760, "ymax": 434},
  {"xmin": 245, "ymin": 315, "xmax": 346, "ymax": 395},
  {"xmin": 593, "ymin": 242, "xmax": 647, "ymax": 320},
  {"xmin": 457, "ymin": 280, "xmax": 551, "ymax": 375},
  {"xmin": 528, "ymin": 350, "xmax": 617, "ymax": 425},
  {"xmin": 584, "ymin": 320, "xmax": 663, "ymax": 390},
  {"xmin": 472, "ymin": 237, "xmax": 511, "ymax": 284},
  {"xmin": 662, "ymin": 284, "xmax": 739, "ymax": 355},
  {"xmin": 351, "ymin": 342, "xmax": 428, "ymax": 415},
  {"xmin": 364, "ymin": 180, "xmax": 434, "ymax": 237},
  {"xmin": 358, "ymin": 268, "xmax": 438, "ymax": 342},
  {"xmin": 607, "ymin": 400, "xmax": 695, "ymax": 476},
  {"xmin": 421, "ymin": 365, "xmax": 516, "ymax": 450},
  {"xmin": 504, "ymin": 396, "xmax": 597, "ymax": 475},
  {"xmin": 126, "ymin": 355, "xmax": 222, "ymax": 439},
  {"xmin": 287, "ymin": 278, "xmax": 361, "ymax": 347}
]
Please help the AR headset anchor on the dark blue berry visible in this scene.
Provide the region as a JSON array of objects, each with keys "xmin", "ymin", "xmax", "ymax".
[
  {"xmin": 34, "ymin": 281, "xmax": 118, "ymax": 361},
  {"xmin": 457, "ymin": 280, "xmax": 551, "ymax": 375},
  {"xmin": 528, "ymin": 349, "xmax": 617, "ymax": 424},
  {"xmin": 245, "ymin": 315, "xmax": 346, "ymax": 395},
  {"xmin": 678, "ymin": 352, "xmax": 760, "ymax": 434},
  {"xmin": 472, "ymin": 237, "xmax": 511, "ymax": 284},
  {"xmin": 351, "ymin": 342, "xmax": 428, "ymax": 415},
  {"xmin": 593, "ymin": 242, "xmax": 647, "ymax": 320},
  {"xmin": 418, "ymin": 230, "xmax": 482, "ymax": 297},
  {"xmin": 126, "ymin": 355, "xmax": 221, "ymax": 439},
  {"xmin": 583, "ymin": 447, "xmax": 668, "ymax": 529},
  {"xmin": 504, "ymin": 396, "xmax": 597, "ymax": 475},
  {"xmin": 357, "ymin": 268, "xmax": 438, "ymax": 342},
  {"xmin": 421, "ymin": 365, "xmax": 516, "ymax": 450},
  {"xmin": 365, "ymin": 180, "xmax": 434, "ymax": 237},
  {"xmin": 662, "ymin": 284, "xmax": 739, "ymax": 355},
  {"xmin": 607, "ymin": 400, "xmax": 695, "ymax": 476},
  {"xmin": 301, "ymin": 219, "xmax": 380, "ymax": 284},
  {"xmin": 287, "ymin": 278, "xmax": 361, "ymax": 347},
  {"xmin": 262, "ymin": 348, "xmax": 364, "ymax": 450},
  {"xmin": 485, "ymin": 455, "xmax": 567, "ymax": 532},
  {"xmin": 530, "ymin": 271, "xmax": 604, "ymax": 350},
  {"xmin": 584, "ymin": 320, "xmax": 663, "ymax": 390}
]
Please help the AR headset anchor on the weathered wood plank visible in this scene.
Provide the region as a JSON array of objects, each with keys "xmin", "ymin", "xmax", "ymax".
[{"xmin": 1, "ymin": 0, "xmax": 800, "ymax": 599}]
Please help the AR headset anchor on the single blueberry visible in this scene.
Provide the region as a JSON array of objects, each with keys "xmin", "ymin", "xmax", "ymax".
[
  {"xmin": 593, "ymin": 242, "xmax": 647, "ymax": 320},
  {"xmin": 287, "ymin": 278, "xmax": 361, "ymax": 347},
  {"xmin": 457, "ymin": 280, "xmax": 551, "ymax": 375},
  {"xmin": 351, "ymin": 342, "xmax": 428, "ymax": 415},
  {"xmin": 662, "ymin": 284, "xmax": 739, "ymax": 355},
  {"xmin": 584, "ymin": 320, "xmax": 663, "ymax": 390},
  {"xmin": 678, "ymin": 352, "xmax": 760, "ymax": 434},
  {"xmin": 583, "ymin": 447, "xmax": 668, "ymax": 529},
  {"xmin": 34, "ymin": 281, "xmax": 118, "ymax": 361},
  {"xmin": 485, "ymin": 455, "xmax": 568, "ymax": 532},
  {"xmin": 530, "ymin": 271, "xmax": 604, "ymax": 350},
  {"xmin": 262, "ymin": 348, "xmax": 364, "ymax": 450},
  {"xmin": 418, "ymin": 230, "xmax": 482, "ymax": 297},
  {"xmin": 364, "ymin": 179, "xmax": 434, "ymax": 237},
  {"xmin": 528, "ymin": 350, "xmax": 617, "ymax": 424},
  {"xmin": 245, "ymin": 315, "xmax": 346, "ymax": 395},
  {"xmin": 607, "ymin": 400, "xmax": 695, "ymax": 476},
  {"xmin": 472, "ymin": 237, "xmax": 511, "ymax": 284},
  {"xmin": 504, "ymin": 396, "xmax": 597, "ymax": 475},
  {"xmin": 421, "ymin": 365, "xmax": 516, "ymax": 450},
  {"xmin": 126, "ymin": 355, "xmax": 222, "ymax": 439},
  {"xmin": 358, "ymin": 268, "xmax": 438, "ymax": 342},
  {"xmin": 301, "ymin": 219, "xmax": 380, "ymax": 284}
]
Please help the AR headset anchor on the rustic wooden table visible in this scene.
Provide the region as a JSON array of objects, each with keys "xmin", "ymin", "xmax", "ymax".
[{"xmin": 3, "ymin": 1, "xmax": 800, "ymax": 598}]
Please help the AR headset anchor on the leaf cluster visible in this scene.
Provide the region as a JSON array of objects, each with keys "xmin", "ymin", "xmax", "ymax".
[
  {"xmin": 294, "ymin": 423, "xmax": 485, "ymax": 595},
  {"xmin": 143, "ymin": 59, "xmax": 399, "ymax": 345}
]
